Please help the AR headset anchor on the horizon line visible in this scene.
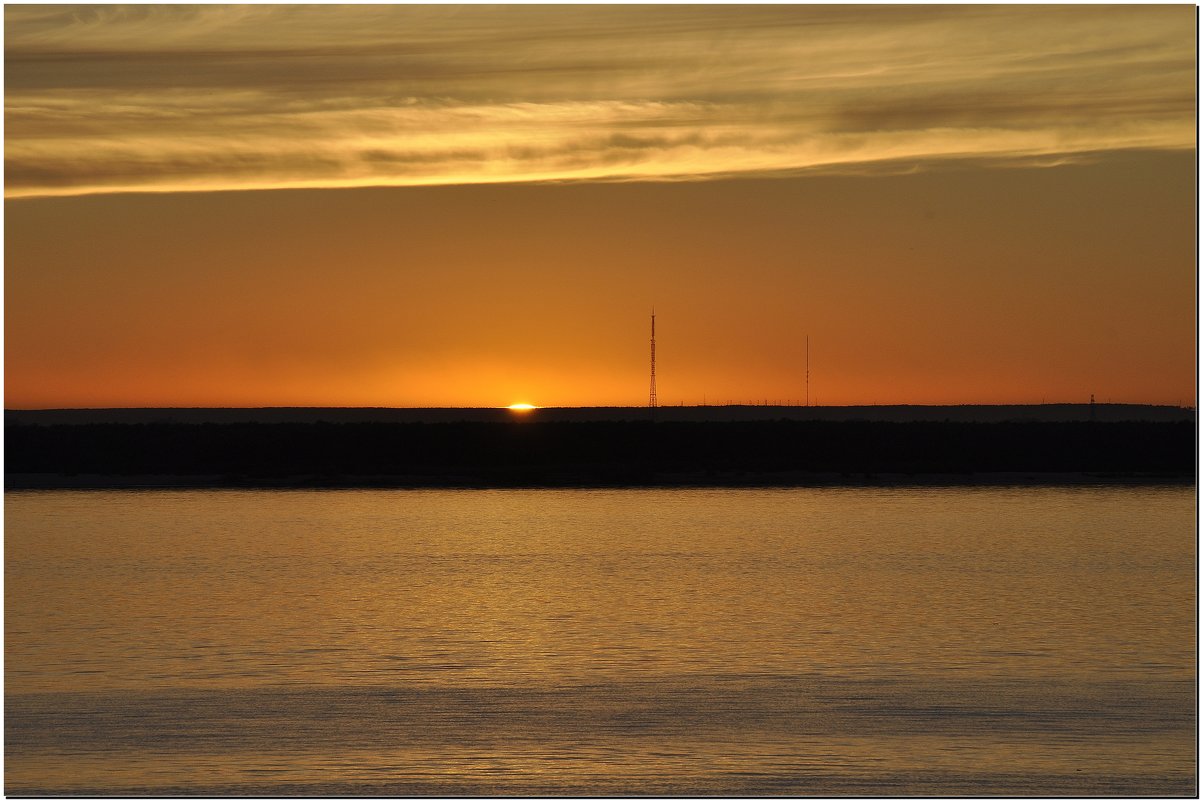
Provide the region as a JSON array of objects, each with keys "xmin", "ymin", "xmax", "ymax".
[{"xmin": 6, "ymin": 402, "xmax": 1195, "ymax": 413}]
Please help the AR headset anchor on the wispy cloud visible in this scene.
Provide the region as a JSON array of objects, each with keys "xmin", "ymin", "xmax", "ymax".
[{"xmin": 5, "ymin": 5, "xmax": 1194, "ymax": 198}]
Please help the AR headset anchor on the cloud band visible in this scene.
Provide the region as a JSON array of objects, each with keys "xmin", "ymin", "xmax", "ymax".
[{"xmin": 5, "ymin": 5, "xmax": 1194, "ymax": 198}]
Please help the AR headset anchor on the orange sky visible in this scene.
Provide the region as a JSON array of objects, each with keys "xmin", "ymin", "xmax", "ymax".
[{"xmin": 4, "ymin": 6, "xmax": 1195, "ymax": 408}]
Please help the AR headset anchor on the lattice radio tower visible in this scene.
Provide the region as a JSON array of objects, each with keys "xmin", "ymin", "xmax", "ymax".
[{"xmin": 649, "ymin": 311, "xmax": 657, "ymax": 409}]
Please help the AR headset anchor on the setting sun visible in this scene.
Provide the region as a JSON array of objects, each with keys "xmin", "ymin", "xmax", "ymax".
[{"xmin": 507, "ymin": 403, "xmax": 537, "ymax": 411}]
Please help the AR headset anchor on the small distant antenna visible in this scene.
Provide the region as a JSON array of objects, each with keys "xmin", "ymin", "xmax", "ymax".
[
  {"xmin": 806, "ymin": 336, "xmax": 810, "ymax": 407},
  {"xmin": 649, "ymin": 310, "xmax": 657, "ymax": 410}
]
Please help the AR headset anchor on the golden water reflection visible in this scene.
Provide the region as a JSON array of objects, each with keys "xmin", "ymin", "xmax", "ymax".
[{"xmin": 5, "ymin": 487, "xmax": 1195, "ymax": 793}]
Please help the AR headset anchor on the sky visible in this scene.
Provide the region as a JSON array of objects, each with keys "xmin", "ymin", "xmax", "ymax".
[{"xmin": 4, "ymin": 4, "xmax": 1196, "ymax": 408}]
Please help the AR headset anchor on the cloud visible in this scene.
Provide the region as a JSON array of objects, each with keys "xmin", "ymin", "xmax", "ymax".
[{"xmin": 4, "ymin": 5, "xmax": 1194, "ymax": 198}]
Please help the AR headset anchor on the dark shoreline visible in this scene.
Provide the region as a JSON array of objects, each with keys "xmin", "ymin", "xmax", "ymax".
[
  {"xmin": 6, "ymin": 471, "xmax": 1194, "ymax": 490},
  {"xmin": 6, "ymin": 417, "xmax": 1193, "ymax": 491}
]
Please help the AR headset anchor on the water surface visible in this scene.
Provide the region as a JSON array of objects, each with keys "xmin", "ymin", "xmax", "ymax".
[{"xmin": 6, "ymin": 487, "xmax": 1195, "ymax": 794}]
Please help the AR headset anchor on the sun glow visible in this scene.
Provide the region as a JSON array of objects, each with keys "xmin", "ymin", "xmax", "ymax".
[{"xmin": 507, "ymin": 403, "xmax": 538, "ymax": 411}]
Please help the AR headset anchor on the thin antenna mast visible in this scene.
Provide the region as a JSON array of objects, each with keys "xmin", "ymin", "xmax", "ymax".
[{"xmin": 649, "ymin": 311, "xmax": 657, "ymax": 409}]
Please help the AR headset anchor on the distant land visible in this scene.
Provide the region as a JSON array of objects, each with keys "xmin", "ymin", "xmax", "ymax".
[
  {"xmin": 5, "ymin": 402, "xmax": 1194, "ymax": 425},
  {"xmin": 5, "ymin": 404, "xmax": 1193, "ymax": 489}
]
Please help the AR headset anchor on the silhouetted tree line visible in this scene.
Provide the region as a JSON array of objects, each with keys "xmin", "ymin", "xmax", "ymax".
[{"xmin": 5, "ymin": 420, "xmax": 1193, "ymax": 486}]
